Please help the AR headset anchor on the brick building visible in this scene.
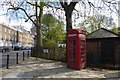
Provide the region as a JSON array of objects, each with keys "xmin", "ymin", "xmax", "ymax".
[{"xmin": 0, "ymin": 24, "xmax": 34, "ymax": 48}]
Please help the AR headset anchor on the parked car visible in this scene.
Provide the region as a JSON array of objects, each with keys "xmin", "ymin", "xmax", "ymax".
[
  {"xmin": 14, "ymin": 46, "xmax": 21, "ymax": 50},
  {"xmin": 21, "ymin": 46, "xmax": 26, "ymax": 50},
  {"xmin": 26, "ymin": 46, "xmax": 32, "ymax": 50},
  {"xmin": 3, "ymin": 46, "xmax": 10, "ymax": 52},
  {"xmin": 0, "ymin": 46, "xmax": 10, "ymax": 52},
  {"xmin": 0, "ymin": 46, "xmax": 3, "ymax": 52},
  {"xmin": 21, "ymin": 46, "xmax": 31, "ymax": 50}
]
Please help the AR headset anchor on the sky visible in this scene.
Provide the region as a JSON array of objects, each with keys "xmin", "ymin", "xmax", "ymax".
[
  {"xmin": 0, "ymin": 0, "xmax": 33, "ymax": 31},
  {"xmin": 0, "ymin": 15, "xmax": 32, "ymax": 30},
  {"xmin": 0, "ymin": 0, "xmax": 119, "ymax": 31},
  {"xmin": 118, "ymin": 1, "xmax": 120, "ymax": 27},
  {"xmin": 73, "ymin": 0, "xmax": 120, "ymax": 29}
]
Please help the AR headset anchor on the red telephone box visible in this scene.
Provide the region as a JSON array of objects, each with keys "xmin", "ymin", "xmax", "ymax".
[{"xmin": 67, "ymin": 29, "xmax": 86, "ymax": 70}]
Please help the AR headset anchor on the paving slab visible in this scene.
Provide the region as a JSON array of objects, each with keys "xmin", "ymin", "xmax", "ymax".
[{"xmin": 1, "ymin": 57, "xmax": 120, "ymax": 79}]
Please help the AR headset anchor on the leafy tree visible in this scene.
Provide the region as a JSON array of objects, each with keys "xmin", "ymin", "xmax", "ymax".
[
  {"xmin": 42, "ymin": 14, "xmax": 65, "ymax": 47},
  {"xmin": 111, "ymin": 27, "xmax": 119, "ymax": 34},
  {"xmin": 79, "ymin": 15, "xmax": 116, "ymax": 34}
]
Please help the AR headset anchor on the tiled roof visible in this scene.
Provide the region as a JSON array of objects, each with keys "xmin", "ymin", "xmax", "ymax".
[{"xmin": 87, "ymin": 28, "xmax": 120, "ymax": 39}]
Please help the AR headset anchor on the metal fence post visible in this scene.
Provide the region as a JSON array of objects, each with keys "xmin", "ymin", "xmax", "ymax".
[
  {"xmin": 23, "ymin": 52, "xmax": 25, "ymax": 61},
  {"xmin": 16, "ymin": 53, "xmax": 18, "ymax": 64},
  {"xmin": 30, "ymin": 47, "xmax": 33, "ymax": 56},
  {"xmin": 35, "ymin": 48, "xmax": 37, "ymax": 60},
  {"xmin": 6, "ymin": 55, "xmax": 9, "ymax": 69},
  {"xmin": 27, "ymin": 51, "xmax": 29, "ymax": 58}
]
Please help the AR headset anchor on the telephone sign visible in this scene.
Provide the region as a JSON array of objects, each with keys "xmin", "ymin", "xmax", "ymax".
[{"xmin": 67, "ymin": 29, "xmax": 86, "ymax": 70}]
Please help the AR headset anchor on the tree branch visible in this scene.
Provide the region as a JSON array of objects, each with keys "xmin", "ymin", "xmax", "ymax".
[
  {"xmin": 102, "ymin": 0, "xmax": 116, "ymax": 12},
  {"xmin": 27, "ymin": 1, "xmax": 40, "ymax": 8},
  {"xmin": 25, "ymin": 15, "xmax": 36, "ymax": 22},
  {"xmin": 59, "ymin": 0, "xmax": 65, "ymax": 8},
  {"xmin": 46, "ymin": 4, "xmax": 63, "ymax": 10},
  {"xmin": 8, "ymin": 7, "xmax": 37, "ymax": 27},
  {"xmin": 69, "ymin": 2, "xmax": 78, "ymax": 11}
]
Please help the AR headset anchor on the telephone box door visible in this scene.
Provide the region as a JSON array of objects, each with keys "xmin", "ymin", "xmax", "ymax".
[{"xmin": 68, "ymin": 39, "xmax": 76, "ymax": 66}]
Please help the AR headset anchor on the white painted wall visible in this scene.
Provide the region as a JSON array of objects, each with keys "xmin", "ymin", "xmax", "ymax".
[{"xmin": 0, "ymin": 41, "xmax": 3, "ymax": 46}]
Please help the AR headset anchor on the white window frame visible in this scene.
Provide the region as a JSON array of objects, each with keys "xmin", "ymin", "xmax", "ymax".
[
  {"xmin": 0, "ymin": 25, "xmax": 1, "ymax": 32},
  {"xmin": 0, "ymin": 33, "xmax": 1, "ymax": 39},
  {"xmin": 8, "ymin": 29, "xmax": 11, "ymax": 33},
  {"xmin": 4, "ymin": 34, "xmax": 6, "ymax": 40},
  {"xmin": 4, "ymin": 28, "xmax": 6, "ymax": 32},
  {"xmin": 9, "ymin": 36, "xmax": 11, "ymax": 41}
]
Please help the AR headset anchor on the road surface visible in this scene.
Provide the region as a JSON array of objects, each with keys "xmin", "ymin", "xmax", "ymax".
[{"xmin": 0, "ymin": 50, "xmax": 31, "ymax": 68}]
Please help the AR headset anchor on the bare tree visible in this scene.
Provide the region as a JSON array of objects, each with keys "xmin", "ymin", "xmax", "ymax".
[
  {"xmin": 1, "ymin": 0, "xmax": 46, "ymax": 54},
  {"xmin": 59, "ymin": 0, "xmax": 79, "ymax": 32}
]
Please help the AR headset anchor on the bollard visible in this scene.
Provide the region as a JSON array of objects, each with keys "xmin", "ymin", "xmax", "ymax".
[
  {"xmin": 31, "ymin": 47, "xmax": 32, "ymax": 57},
  {"xmin": 23, "ymin": 52, "xmax": 25, "ymax": 61},
  {"xmin": 6, "ymin": 55, "xmax": 9, "ymax": 69},
  {"xmin": 16, "ymin": 53, "xmax": 18, "ymax": 64},
  {"xmin": 27, "ymin": 51, "xmax": 29, "ymax": 58}
]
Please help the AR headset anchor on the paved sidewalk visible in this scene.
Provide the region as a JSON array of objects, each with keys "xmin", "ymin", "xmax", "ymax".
[{"xmin": 0, "ymin": 57, "xmax": 119, "ymax": 78}]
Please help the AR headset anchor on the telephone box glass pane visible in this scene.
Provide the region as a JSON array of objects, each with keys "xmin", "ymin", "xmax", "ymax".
[{"xmin": 69, "ymin": 40, "xmax": 76, "ymax": 63}]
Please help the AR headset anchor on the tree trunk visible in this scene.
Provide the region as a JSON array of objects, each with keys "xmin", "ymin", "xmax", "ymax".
[
  {"xmin": 65, "ymin": 11, "xmax": 72, "ymax": 32},
  {"xmin": 59, "ymin": 1, "xmax": 78, "ymax": 32},
  {"xmin": 35, "ymin": 1, "xmax": 43, "ymax": 56},
  {"xmin": 36, "ymin": 24, "xmax": 42, "ymax": 55}
]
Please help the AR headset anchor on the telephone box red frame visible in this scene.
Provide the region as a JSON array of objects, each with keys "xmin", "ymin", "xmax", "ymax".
[{"xmin": 67, "ymin": 29, "xmax": 86, "ymax": 70}]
